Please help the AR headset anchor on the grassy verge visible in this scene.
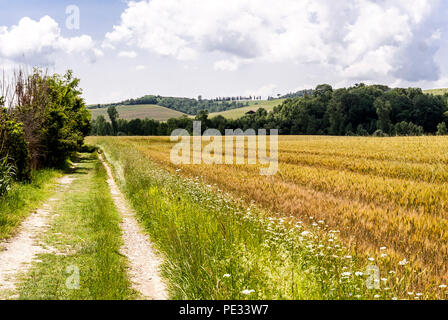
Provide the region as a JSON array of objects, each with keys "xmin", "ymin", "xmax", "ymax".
[
  {"xmin": 16, "ymin": 153, "xmax": 135, "ymax": 300},
  {"xmin": 94, "ymin": 139, "xmax": 392, "ymax": 300},
  {"xmin": 0, "ymin": 169, "xmax": 61, "ymax": 240}
]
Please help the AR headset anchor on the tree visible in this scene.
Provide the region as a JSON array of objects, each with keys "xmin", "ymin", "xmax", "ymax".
[
  {"xmin": 11, "ymin": 69, "xmax": 90, "ymax": 169},
  {"xmin": 195, "ymin": 110, "xmax": 209, "ymax": 133},
  {"xmin": 107, "ymin": 106, "xmax": 119, "ymax": 135},
  {"xmin": 374, "ymin": 97, "xmax": 392, "ymax": 134},
  {"xmin": 94, "ymin": 115, "xmax": 113, "ymax": 136}
]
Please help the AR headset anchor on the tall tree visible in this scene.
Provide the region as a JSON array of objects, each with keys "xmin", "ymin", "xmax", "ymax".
[{"xmin": 107, "ymin": 106, "xmax": 119, "ymax": 135}]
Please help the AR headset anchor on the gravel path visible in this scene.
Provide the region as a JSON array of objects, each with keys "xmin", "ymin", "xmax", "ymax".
[
  {"xmin": 0, "ymin": 175, "xmax": 75, "ymax": 295},
  {"xmin": 99, "ymin": 153, "xmax": 167, "ymax": 300}
]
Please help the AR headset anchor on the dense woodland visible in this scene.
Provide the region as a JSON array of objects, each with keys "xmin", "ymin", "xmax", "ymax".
[
  {"xmin": 91, "ymin": 84, "xmax": 448, "ymax": 137},
  {"xmin": 88, "ymin": 94, "xmax": 266, "ymax": 115},
  {"xmin": 0, "ymin": 70, "xmax": 91, "ymax": 195}
]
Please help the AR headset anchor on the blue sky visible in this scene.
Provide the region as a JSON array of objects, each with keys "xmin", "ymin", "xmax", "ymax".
[
  {"xmin": 1, "ymin": 0, "xmax": 448, "ymax": 104},
  {"xmin": 0, "ymin": 0, "xmax": 126, "ymax": 38}
]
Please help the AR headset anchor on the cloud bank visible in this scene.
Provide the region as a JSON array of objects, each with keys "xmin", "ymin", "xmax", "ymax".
[
  {"xmin": 0, "ymin": 16, "xmax": 101, "ymax": 66},
  {"xmin": 105, "ymin": 0, "xmax": 447, "ymax": 82}
]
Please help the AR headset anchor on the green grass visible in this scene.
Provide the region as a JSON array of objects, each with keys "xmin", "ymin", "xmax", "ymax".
[
  {"xmin": 0, "ymin": 169, "xmax": 61, "ymax": 240},
  {"xmin": 16, "ymin": 153, "xmax": 135, "ymax": 300},
  {"xmin": 208, "ymin": 99, "xmax": 285, "ymax": 119},
  {"xmin": 423, "ymin": 88, "xmax": 448, "ymax": 95},
  {"xmin": 93, "ymin": 138, "xmax": 390, "ymax": 300},
  {"xmin": 90, "ymin": 104, "xmax": 187, "ymax": 121}
]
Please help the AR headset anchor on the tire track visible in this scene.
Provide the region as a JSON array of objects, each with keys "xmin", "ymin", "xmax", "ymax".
[{"xmin": 99, "ymin": 153, "xmax": 167, "ymax": 300}]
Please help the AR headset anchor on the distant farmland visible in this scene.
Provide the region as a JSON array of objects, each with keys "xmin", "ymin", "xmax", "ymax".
[
  {"xmin": 208, "ymin": 99, "xmax": 285, "ymax": 119},
  {"xmin": 89, "ymin": 104, "xmax": 187, "ymax": 121},
  {"xmin": 423, "ymin": 88, "xmax": 448, "ymax": 95}
]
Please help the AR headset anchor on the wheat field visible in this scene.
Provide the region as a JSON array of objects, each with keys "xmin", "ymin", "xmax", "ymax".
[{"xmin": 88, "ymin": 135, "xmax": 448, "ymax": 299}]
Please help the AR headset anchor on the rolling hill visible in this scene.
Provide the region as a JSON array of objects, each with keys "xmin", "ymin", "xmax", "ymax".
[
  {"xmin": 89, "ymin": 104, "xmax": 187, "ymax": 122},
  {"xmin": 208, "ymin": 99, "xmax": 285, "ymax": 119},
  {"xmin": 423, "ymin": 88, "xmax": 448, "ymax": 95}
]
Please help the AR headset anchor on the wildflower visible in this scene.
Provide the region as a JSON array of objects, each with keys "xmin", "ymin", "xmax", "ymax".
[
  {"xmin": 374, "ymin": 295, "xmax": 380, "ymax": 299},
  {"xmin": 355, "ymin": 272, "xmax": 364, "ymax": 276},
  {"xmin": 344, "ymin": 255, "xmax": 352, "ymax": 259},
  {"xmin": 223, "ymin": 274, "xmax": 231, "ymax": 278},
  {"xmin": 389, "ymin": 271, "xmax": 396, "ymax": 274},
  {"xmin": 242, "ymin": 289, "xmax": 255, "ymax": 295},
  {"xmin": 380, "ymin": 247, "xmax": 387, "ymax": 251},
  {"xmin": 439, "ymin": 285, "xmax": 447, "ymax": 289},
  {"xmin": 398, "ymin": 259, "xmax": 408, "ymax": 266},
  {"xmin": 368, "ymin": 257, "xmax": 375, "ymax": 262},
  {"xmin": 318, "ymin": 220, "xmax": 324, "ymax": 224},
  {"xmin": 301, "ymin": 231, "xmax": 312, "ymax": 237},
  {"xmin": 341, "ymin": 272, "xmax": 352, "ymax": 277},
  {"xmin": 392, "ymin": 297, "xmax": 398, "ymax": 300},
  {"xmin": 381, "ymin": 253, "xmax": 387, "ymax": 258},
  {"xmin": 416, "ymin": 293, "xmax": 423, "ymax": 297},
  {"xmin": 381, "ymin": 278, "xmax": 388, "ymax": 282},
  {"xmin": 407, "ymin": 292, "xmax": 414, "ymax": 296}
]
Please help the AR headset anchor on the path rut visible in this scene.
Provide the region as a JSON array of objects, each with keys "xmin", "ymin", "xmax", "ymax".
[
  {"xmin": 0, "ymin": 175, "xmax": 75, "ymax": 295},
  {"xmin": 99, "ymin": 153, "xmax": 167, "ymax": 300}
]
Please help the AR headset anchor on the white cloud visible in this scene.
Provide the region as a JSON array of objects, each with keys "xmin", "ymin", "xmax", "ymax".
[
  {"xmin": 104, "ymin": 0, "xmax": 445, "ymax": 82},
  {"xmin": 118, "ymin": 50, "xmax": 137, "ymax": 58},
  {"xmin": 0, "ymin": 16, "xmax": 98, "ymax": 65}
]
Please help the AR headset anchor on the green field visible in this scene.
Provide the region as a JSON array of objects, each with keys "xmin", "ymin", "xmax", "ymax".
[
  {"xmin": 208, "ymin": 99, "xmax": 285, "ymax": 119},
  {"xmin": 423, "ymin": 88, "xmax": 448, "ymax": 95},
  {"xmin": 89, "ymin": 105, "xmax": 187, "ymax": 121}
]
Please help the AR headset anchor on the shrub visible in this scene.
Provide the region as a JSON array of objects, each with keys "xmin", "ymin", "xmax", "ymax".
[
  {"xmin": 0, "ymin": 156, "xmax": 16, "ymax": 196},
  {"xmin": 436, "ymin": 122, "xmax": 448, "ymax": 136},
  {"xmin": 0, "ymin": 102, "xmax": 31, "ymax": 181},
  {"xmin": 393, "ymin": 121, "xmax": 424, "ymax": 136},
  {"xmin": 373, "ymin": 129, "xmax": 387, "ymax": 137}
]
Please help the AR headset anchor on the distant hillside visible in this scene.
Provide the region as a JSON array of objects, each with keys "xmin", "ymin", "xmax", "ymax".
[
  {"xmin": 88, "ymin": 94, "xmax": 262, "ymax": 116},
  {"xmin": 424, "ymin": 88, "xmax": 448, "ymax": 95},
  {"xmin": 89, "ymin": 104, "xmax": 187, "ymax": 122},
  {"xmin": 208, "ymin": 99, "xmax": 285, "ymax": 119}
]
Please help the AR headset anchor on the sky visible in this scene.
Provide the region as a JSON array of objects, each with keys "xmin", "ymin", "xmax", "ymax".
[{"xmin": 1, "ymin": 0, "xmax": 448, "ymax": 104}]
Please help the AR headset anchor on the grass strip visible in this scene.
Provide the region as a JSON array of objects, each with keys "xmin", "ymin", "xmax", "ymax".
[
  {"xmin": 17, "ymin": 153, "xmax": 135, "ymax": 300},
  {"xmin": 0, "ymin": 169, "xmax": 61, "ymax": 240}
]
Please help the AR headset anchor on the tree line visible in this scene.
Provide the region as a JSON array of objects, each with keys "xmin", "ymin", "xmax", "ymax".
[
  {"xmin": 0, "ymin": 69, "xmax": 91, "ymax": 195},
  {"xmin": 90, "ymin": 83, "xmax": 448, "ymax": 137}
]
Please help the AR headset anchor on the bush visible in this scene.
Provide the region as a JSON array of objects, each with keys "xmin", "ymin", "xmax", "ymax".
[
  {"xmin": 0, "ymin": 156, "xmax": 16, "ymax": 197},
  {"xmin": 356, "ymin": 124, "xmax": 369, "ymax": 136},
  {"xmin": 436, "ymin": 122, "xmax": 448, "ymax": 136},
  {"xmin": 0, "ymin": 104, "xmax": 31, "ymax": 181},
  {"xmin": 393, "ymin": 121, "xmax": 424, "ymax": 136},
  {"xmin": 373, "ymin": 129, "xmax": 387, "ymax": 137}
]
